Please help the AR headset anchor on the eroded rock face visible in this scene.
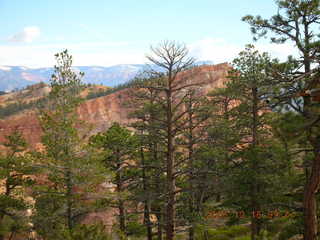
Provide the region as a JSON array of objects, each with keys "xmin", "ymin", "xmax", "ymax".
[{"xmin": 0, "ymin": 63, "xmax": 231, "ymax": 147}]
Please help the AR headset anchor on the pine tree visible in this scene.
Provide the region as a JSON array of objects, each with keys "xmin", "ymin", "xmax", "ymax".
[
  {"xmin": 33, "ymin": 50, "xmax": 105, "ymax": 239},
  {"xmin": 210, "ymin": 45, "xmax": 290, "ymax": 239},
  {"xmin": 176, "ymin": 89, "xmax": 212, "ymax": 240},
  {"xmin": 128, "ymin": 40, "xmax": 217, "ymax": 240},
  {"xmin": 89, "ymin": 122, "xmax": 139, "ymax": 239},
  {"xmin": 243, "ymin": 2, "xmax": 320, "ymax": 239},
  {"xmin": 128, "ymin": 86, "xmax": 168, "ymax": 240},
  {"xmin": 0, "ymin": 130, "xmax": 35, "ymax": 240},
  {"xmin": 129, "ymin": 40, "xmax": 198, "ymax": 240}
]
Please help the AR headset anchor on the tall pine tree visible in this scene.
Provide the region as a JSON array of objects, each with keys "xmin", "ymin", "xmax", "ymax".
[
  {"xmin": 33, "ymin": 50, "xmax": 105, "ymax": 239},
  {"xmin": 243, "ymin": 1, "xmax": 320, "ymax": 238}
]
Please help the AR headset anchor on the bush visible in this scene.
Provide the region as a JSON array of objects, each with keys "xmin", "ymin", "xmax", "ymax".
[
  {"xmin": 62, "ymin": 223, "xmax": 112, "ymax": 240},
  {"xmin": 195, "ymin": 224, "xmax": 250, "ymax": 240},
  {"xmin": 234, "ymin": 236, "xmax": 250, "ymax": 240},
  {"xmin": 126, "ymin": 221, "xmax": 146, "ymax": 237}
]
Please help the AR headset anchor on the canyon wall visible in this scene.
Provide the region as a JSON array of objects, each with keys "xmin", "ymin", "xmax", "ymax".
[{"xmin": 0, "ymin": 63, "xmax": 230, "ymax": 147}]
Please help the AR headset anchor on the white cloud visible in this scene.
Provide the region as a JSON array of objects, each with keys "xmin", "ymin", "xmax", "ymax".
[
  {"xmin": 0, "ymin": 65, "xmax": 11, "ymax": 71},
  {"xmin": 255, "ymin": 42, "xmax": 299, "ymax": 61},
  {"xmin": 0, "ymin": 42, "xmax": 146, "ymax": 68},
  {"xmin": 188, "ymin": 38, "xmax": 241, "ymax": 64},
  {"xmin": 188, "ymin": 38, "xmax": 300, "ymax": 64},
  {"xmin": 0, "ymin": 38, "xmax": 300, "ymax": 68},
  {"xmin": 8, "ymin": 26, "xmax": 41, "ymax": 43}
]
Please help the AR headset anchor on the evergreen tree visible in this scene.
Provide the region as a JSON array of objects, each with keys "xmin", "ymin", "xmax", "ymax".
[
  {"xmin": 210, "ymin": 45, "xmax": 290, "ymax": 239},
  {"xmin": 33, "ymin": 50, "xmax": 105, "ymax": 239},
  {"xmin": 89, "ymin": 122, "xmax": 139, "ymax": 239},
  {"xmin": 243, "ymin": 1, "xmax": 320, "ymax": 239},
  {"xmin": 128, "ymin": 40, "xmax": 198, "ymax": 240},
  {"xmin": 128, "ymin": 86, "xmax": 168, "ymax": 240},
  {"xmin": 176, "ymin": 89, "xmax": 212, "ymax": 240},
  {"xmin": 0, "ymin": 130, "xmax": 35, "ymax": 240}
]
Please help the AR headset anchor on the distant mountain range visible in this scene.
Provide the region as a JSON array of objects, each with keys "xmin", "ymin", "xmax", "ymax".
[{"xmin": 0, "ymin": 61, "xmax": 214, "ymax": 92}]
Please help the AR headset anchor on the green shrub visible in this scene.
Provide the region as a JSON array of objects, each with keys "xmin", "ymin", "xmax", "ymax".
[
  {"xmin": 264, "ymin": 217, "xmax": 287, "ymax": 236},
  {"xmin": 195, "ymin": 224, "xmax": 250, "ymax": 240},
  {"xmin": 277, "ymin": 213, "xmax": 303, "ymax": 240},
  {"xmin": 227, "ymin": 225, "xmax": 250, "ymax": 236},
  {"xmin": 234, "ymin": 236, "xmax": 250, "ymax": 240},
  {"xmin": 175, "ymin": 233, "xmax": 186, "ymax": 240},
  {"xmin": 225, "ymin": 215, "xmax": 241, "ymax": 226},
  {"xmin": 0, "ymin": 215, "xmax": 30, "ymax": 240},
  {"xmin": 278, "ymin": 223, "xmax": 301, "ymax": 240},
  {"xmin": 63, "ymin": 223, "xmax": 112, "ymax": 240},
  {"xmin": 126, "ymin": 221, "xmax": 146, "ymax": 237}
]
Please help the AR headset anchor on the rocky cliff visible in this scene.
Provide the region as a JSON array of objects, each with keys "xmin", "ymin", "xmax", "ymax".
[{"xmin": 0, "ymin": 63, "xmax": 230, "ymax": 147}]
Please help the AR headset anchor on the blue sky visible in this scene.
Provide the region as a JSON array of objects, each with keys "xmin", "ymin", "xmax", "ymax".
[{"xmin": 0, "ymin": 0, "xmax": 297, "ymax": 68}]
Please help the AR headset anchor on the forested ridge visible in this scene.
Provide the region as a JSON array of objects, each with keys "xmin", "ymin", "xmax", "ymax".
[{"xmin": 1, "ymin": 1, "xmax": 320, "ymax": 240}]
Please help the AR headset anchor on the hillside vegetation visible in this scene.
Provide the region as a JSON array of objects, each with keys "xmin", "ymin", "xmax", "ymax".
[{"xmin": 1, "ymin": 1, "xmax": 320, "ymax": 240}]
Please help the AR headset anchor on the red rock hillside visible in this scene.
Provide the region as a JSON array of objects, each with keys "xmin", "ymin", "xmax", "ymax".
[{"xmin": 0, "ymin": 63, "xmax": 231, "ymax": 147}]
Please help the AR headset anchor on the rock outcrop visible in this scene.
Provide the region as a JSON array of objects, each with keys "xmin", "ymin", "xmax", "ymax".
[{"xmin": 0, "ymin": 63, "xmax": 231, "ymax": 146}]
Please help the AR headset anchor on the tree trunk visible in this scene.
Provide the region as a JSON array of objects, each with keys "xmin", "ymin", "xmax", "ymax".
[
  {"xmin": 66, "ymin": 168, "xmax": 73, "ymax": 232},
  {"xmin": 250, "ymin": 87, "xmax": 261, "ymax": 240},
  {"xmin": 0, "ymin": 215, "xmax": 4, "ymax": 240},
  {"xmin": 0, "ymin": 188, "xmax": 6, "ymax": 240},
  {"xmin": 188, "ymin": 192, "xmax": 195, "ymax": 240},
  {"xmin": 166, "ymin": 87, "xmax": 175, "ymax": 240},
  {"xmin": 8, "ymin": 231, "xmax": 14, "ymax": 240},
  {"xmin": 203, "ymin": 229, "xmax": 209, "ymax": 240},
  {"xmin": 156, "ymin": 211, "xmax": 163, "ymax": 240},
  {"xmin": 188, "ymin": 203, "xmax": 195, "ymax": 240},
  {"xmin": 154, "ymin": 157, "xmax": 162, "ymax": 240},
  {"xmin": 189, "ymin": 226, "xmax": 194, "ymax": 240},
  {"xmin": 166, "ymin": 137, "xmax": 175, "ymax": 240},
  {"xmin": 250, "ymin": 222, "xmax": 257, "ymax": 240},
  {"xmin": 141, "ymin": 146, "xmax": 153, "ymax": 240},
  {"xmin": 187, "ymin": 96, "xmax": 195, "ymax": 240},
  {"xmin": 154, "ymin": 165, "xmax": 163, "ymax": 240},
  {"xmin": 303, "ymin": 152, "xmax": 320, "ymax": 240},
  {"xmin": 117, "ymin": 177, "xmax": 126, "ymax": 234},
  {"xmin": 250, "ymin": 194, "xmax": 259, "ymax": 240},
  {"xmin": 116, "ymin": 157, "xmax": 126, "ymax": 236},
  {"xmin": 144, "ymin": 204, "xmax": 153, "ymax": 240},
  {"xmin": 119, "ymin": 199, "xmax": 126, "ymax": 234},
  {"xmin": 302, "ymin": 51, "xmax": 319, "ymax": 239}
]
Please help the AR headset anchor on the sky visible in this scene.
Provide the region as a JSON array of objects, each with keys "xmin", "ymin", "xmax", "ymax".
[{"xmin": 0, "ymin": 0, "xmax": 298, "ymax": 68}]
